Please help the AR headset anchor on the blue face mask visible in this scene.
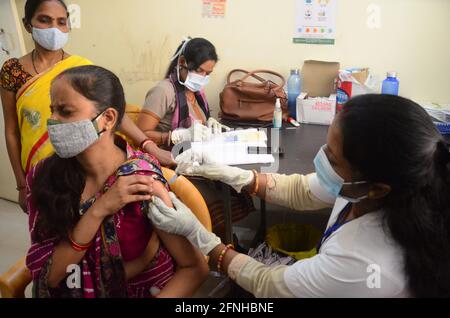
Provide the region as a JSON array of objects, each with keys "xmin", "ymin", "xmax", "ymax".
[{"xmin": 313, "ymin": 145, "xmax": 369, "ymax": 203}]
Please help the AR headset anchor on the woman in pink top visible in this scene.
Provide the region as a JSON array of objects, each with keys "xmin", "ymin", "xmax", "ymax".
[{"xmin": 25, "ymin": 65, "xmax": 208, "ymax": 298}]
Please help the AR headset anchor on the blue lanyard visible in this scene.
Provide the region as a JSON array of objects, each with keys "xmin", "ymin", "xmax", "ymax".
[{"xmin": 317, "ymin": 203, "xmax": 352, "ymax": 252}]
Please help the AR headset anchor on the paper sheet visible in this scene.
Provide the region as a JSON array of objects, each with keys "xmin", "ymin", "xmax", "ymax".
[{"xmin": 191, "ymin": 129, "xmax": 275, "ymax": 165}]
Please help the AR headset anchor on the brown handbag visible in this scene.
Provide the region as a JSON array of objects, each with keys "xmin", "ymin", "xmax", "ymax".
[{"xmin": 219, "ymin": 69, "xmax": 289, "ymax": 123}]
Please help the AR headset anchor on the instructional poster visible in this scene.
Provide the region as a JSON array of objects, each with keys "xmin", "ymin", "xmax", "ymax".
[
  {"xmin": 294, "ymin": 0, "xmax": 337, "ymax": 45},
  {"xmin": 202, "ymin": 0, "xmax": 227, "ymax": 18}
]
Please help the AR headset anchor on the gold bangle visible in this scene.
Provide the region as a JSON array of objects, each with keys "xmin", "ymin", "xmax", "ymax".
[
  {"xmin": 249, "ymin": 170, "xmax": 259, "ymax": 196},
  {"xmin": 217, "ymin": 244, "xmax": 235, "ymax": 273},
  {"xmin": 167, "ymin": 131, "xmax": 172, "ymax": 147}
]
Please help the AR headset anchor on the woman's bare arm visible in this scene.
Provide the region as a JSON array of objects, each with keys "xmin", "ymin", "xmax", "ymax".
[
  {"xmin": 1, "ymin": 87, "xmax": 27, "ymax": 210},
  {"xmin": 149, "ymin": 182, "xmax": 209, "ymax": 298},
  {"xmin": 120, "ymin": 115, "xmax": 175, "ymax": 167},
  {"xmin": 136, "ymin": 111, "xmax": 171, "ymax": 146}
]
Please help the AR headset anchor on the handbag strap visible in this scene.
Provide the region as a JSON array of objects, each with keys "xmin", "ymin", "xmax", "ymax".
[{"xmin": 227, "ymin": 69, "xmax": 286, "ymax": 88}]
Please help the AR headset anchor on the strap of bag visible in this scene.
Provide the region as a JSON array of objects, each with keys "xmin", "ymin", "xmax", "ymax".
[{"xmin": 227, "ymin": 69, "xmax": 286, "ymax": 88}]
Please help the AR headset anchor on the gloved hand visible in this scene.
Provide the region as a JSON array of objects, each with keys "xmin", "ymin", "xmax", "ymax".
[
  {"xmin": 175, "ymin": 149, "xmax": 255, "ymax": 193},
  {"xmin": 148, "ymin": 192, "xmax": 222, "ymax": 255},
  {"xmin": 206, "ymin": 117, "xmax": 231, "ymax": 135},
  {"xmin": 171, "ymin": 121, "xmax": 212, "ymax": 144}
]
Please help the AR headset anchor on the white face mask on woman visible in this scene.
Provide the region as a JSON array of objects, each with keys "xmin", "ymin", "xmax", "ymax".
[
  {"xmin": 173, "ymin": 39, "xmax": 210, "ymax": 92},
  {"xmin": 181, "ymin": 71, "xmax": 210, "ymax": 92},
  {"xmin": 32, "ymin": 27, "xmax": 69, "ymax": 51}
]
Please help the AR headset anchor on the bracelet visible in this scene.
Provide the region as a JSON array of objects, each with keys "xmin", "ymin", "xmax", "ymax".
[
  {"xmin": 16, "ymin": 185, "xmax": 26, "ymax": 191},
  {"xmin": 140, "ymin": 138, "xmax": 155, "ymax": 151},
  {"xmin": 167, "ymin": 131, "xmax": 172, "ymax": 147},
  {"xmin": 68, "ymin": 232, "xmax": 93, "ymax": 252},
  {"xmin": 217, "ymin": 244, "xmax": 235, "ymax": 273},
  {"xmin": 249, "ymin": 170, "xmax": 259, "ymax": 196}
]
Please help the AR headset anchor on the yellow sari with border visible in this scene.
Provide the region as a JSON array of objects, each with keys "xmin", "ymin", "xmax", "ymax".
[{"xmin": 16, "ymin": 55, "xmax": 92, "ymax": 174}]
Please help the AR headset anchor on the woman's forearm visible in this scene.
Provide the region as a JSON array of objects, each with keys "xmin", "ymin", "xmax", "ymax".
[
  {"xmin": 1, "ymin": 88, "xmax": 25, "ymax": 187},
  {"xmin": 119, "ymin": 114, "xmax": 147, "ymax": 146},
  {"xmin": 144, "ymin": 132, "xmax": 171, "ymax": 147},
  {"xmin": 156, "ymin": 265, "xmax": 208, "ymax": 298},
  {"xmin": 47, "ymin": 204, "xmax": 105, "ymax": 288},
  {"xmin": 208, "ymin": 244, "xmax": 294, "ymax": 298},
  {"xmin": 209, "ymin": 244, "xmax": 238, "ymax": 273},
  {"xmin": 120, "ymin": 114, "xmax": 169, "ymax": 146},
  {"xmin": 243, "ymin": 173, "xmax": 267, "ymax": 200},
  {"xmin": 5, "ymin": 131, "xmax": 26, "ymax": 188},
  {"xmin": 121, "ymin": 114, "xmax": 171, "ymax": 149}
]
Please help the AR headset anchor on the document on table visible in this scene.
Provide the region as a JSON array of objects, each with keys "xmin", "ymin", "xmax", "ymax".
[{"xmin": 191, "ymin": 129, "xmax": 275, "ymax": 165}]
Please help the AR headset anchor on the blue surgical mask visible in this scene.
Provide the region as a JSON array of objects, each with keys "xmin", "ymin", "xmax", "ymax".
[
  {"xmin": 313, "ymin": 145, "xmax": 368, "ymax": 203},
  {"xmin": 32, "ymin": 27, "xmax": 69, "ymax": 51}
]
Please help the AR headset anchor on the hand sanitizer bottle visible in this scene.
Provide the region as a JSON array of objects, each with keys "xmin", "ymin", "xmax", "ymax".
[{"xmin": 273, "ymin": 98, "xmax": 282, "ymax": 129}]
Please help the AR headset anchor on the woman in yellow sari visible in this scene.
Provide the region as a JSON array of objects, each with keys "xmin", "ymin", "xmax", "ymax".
[{"xmin": 1, "ymin": 0, "xmax": 174, "ymax": 211}]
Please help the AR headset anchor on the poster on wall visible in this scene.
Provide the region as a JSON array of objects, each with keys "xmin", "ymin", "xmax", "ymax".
[
  {"xmin": 202, "ymin": 0, "xmax": 227, "ymax": 18},
  {"xmin": 294, "ymin": 0, "xmax": 337, "ymax": 45}
]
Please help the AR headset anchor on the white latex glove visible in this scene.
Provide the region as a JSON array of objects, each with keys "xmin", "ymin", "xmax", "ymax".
[
  {"xmin": 175, "ymin": 147, "xmax": 216, "ymax": 166},
  {"xmin": 148, "ymin": 192, "xmax": 222, "ymax": 255},
  {"xmin": 206, "ymin": 117, "xmax": 231, "ymax": 135},
  {"xmin": 171, "ymin": 121, "xmax": 212, "ymax": 144},
  {"xmin": 175, "ymin": 149, "xmax": 254, "ymax": 193}
]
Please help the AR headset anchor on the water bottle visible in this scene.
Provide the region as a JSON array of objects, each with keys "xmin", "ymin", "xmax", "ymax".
[
  {"xmin": 381, "ymin": 72, "xmax": 399, "ymax": 96},
  {"xmin": 273, "ymin": 98, "xmax": 282, "ymax": 129},
  {"xmin": 287, "ymin": 69, "xmax": 302, "ymax": 119}
]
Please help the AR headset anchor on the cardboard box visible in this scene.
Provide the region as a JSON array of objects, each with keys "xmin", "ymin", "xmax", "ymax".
[
  {"xmin": 301, "ymin": 60, "xmax": 340, "ymax": 98},
  {"xmin": 336, "ymin": 68, "xmax": 379, "ymax": 112},
  {"xmin": 296, "ymin": 93, "xmax": 336, "ymax": 125}
]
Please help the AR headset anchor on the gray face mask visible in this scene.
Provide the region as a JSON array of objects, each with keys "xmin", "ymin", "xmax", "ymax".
[{"xmin": 47, "ymin": 112, "xmax": 106, "ymax": 158}]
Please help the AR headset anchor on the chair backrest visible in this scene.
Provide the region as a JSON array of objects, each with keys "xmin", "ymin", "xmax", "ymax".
[
  {"xmin": 0, "ymin": 257, "xmax": 31, "ymax": 298},
  {"xmin": 125, "ymin": 104, "xmax": 142, "ymax": 123},
  {"xmin": 114, "ymin": 104, "xmax": 143, "ymax": 146},
  {"xmin": 0, "ymin": 170, "xmax": 211, "ymax": 298}
]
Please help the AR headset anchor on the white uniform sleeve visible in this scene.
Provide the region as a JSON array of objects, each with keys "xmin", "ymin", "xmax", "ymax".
[
  {"xmin": 283, "ymin": 251, "xmax": 403, "ymax": 298},
  {"xmin": 265, "ymin": 173, "xmax": 335, "ymax": 211},
  {"xmin": 228, "ymin": 254, "xmax": 296, "ymax": 298}
]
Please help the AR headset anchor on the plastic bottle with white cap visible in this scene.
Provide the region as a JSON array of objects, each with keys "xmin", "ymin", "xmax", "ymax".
[
  {"xmin": 381, "ymin": 71, "xmax": 399, "ymax": 96},
  {"xmin": 273, "ymin": 98, "xmax": 282, "ymax": 129}
]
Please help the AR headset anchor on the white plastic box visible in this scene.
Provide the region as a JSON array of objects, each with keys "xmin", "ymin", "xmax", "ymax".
[{"xmin": 296, "ymin": 93, "xmax": 337, "ymax": 125}]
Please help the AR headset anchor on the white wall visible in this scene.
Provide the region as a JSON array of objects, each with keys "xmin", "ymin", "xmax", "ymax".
[
  {"xmin": 2, "ymin": 0, "xmax": 450, "ymax": 200},
  {"xmin": 0, "ymin": 0, "xmax": 26, "ymax": 201},
  {"xmin": 14, "ymin": 0, "xmax": 450, "ymax": 116}
]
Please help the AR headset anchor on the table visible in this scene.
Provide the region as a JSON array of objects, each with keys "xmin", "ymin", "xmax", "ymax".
[
  {"xmin": 219, "ymin": 124, "xmax": 450, "ymax": 245},
  {"xmin": 220, "ymin": 124, "xmax": 329, "ymax": 244}
]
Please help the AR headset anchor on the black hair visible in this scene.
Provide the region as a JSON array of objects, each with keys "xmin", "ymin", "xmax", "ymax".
[
  {"xmin": 24, "ymin": 0, "xmax": 68, "ymax": 25},
  {"xmin": 32, "ymin": 65, "xmax": 126, "ymax": 243},
  {"xmin": 339, "ymin": 94, "xmax": 450, "ymax": 297},
  {"xmin": 165, "ymin": 38, "xmax": 218, "ymax": 78}
]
